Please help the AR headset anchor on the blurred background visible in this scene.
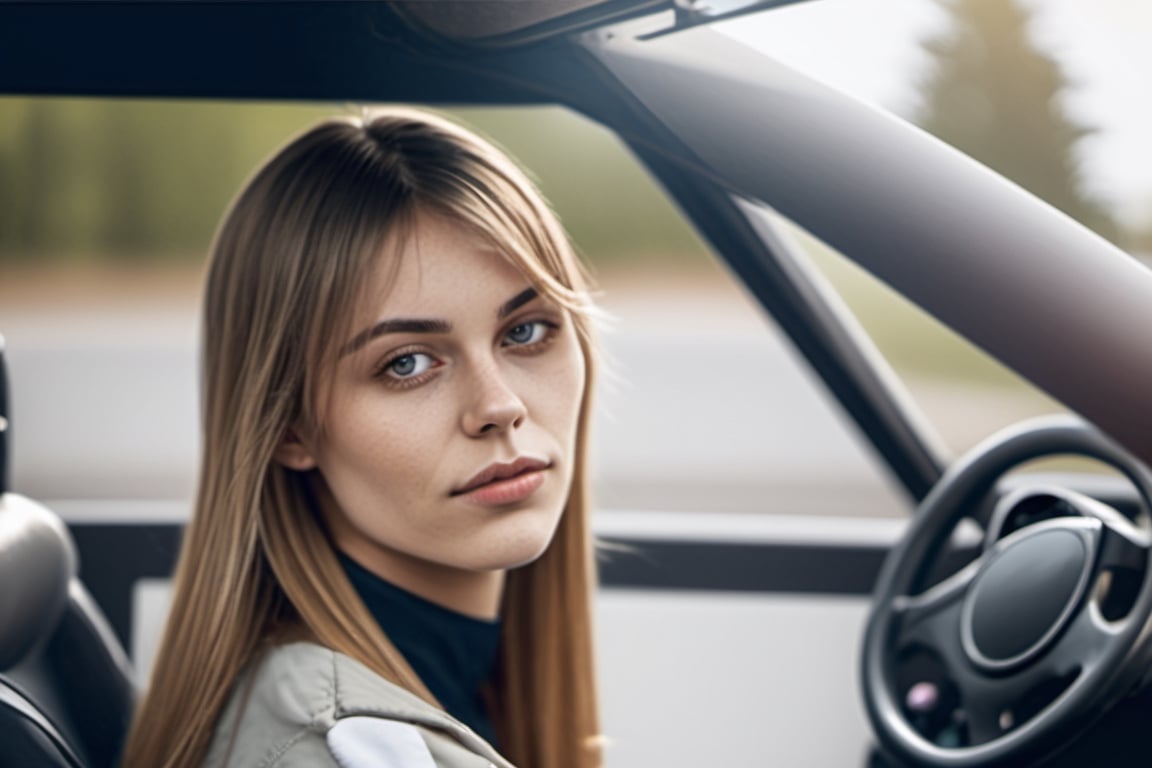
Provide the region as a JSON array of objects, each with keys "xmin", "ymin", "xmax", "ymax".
[{"xmin": 1, "ymin": 0, "xmax": 1148, "ymax": 514}]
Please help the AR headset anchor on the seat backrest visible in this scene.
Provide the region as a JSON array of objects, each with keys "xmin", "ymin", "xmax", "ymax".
[
  {"xmin": 0, "ymin": 492, "xmax": 138, "ymax": 768},
  {"xmin": 0, "ymin": 674, "xmax": 85, "ymax": 768},
  {"xmin": 0, "ymin": 338, "xmax": 137, "ymax": 767}
]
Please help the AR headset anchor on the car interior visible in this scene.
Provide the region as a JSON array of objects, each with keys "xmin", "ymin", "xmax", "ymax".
[{"xmin": 4, "ymin": 1, "xmax": 1152, "ymax": 767}]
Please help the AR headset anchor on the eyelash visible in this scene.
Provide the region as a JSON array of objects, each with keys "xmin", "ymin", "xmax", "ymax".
[
  {"xmin": 374, "ymin": 348, "xmax": 440, "ymax": 389},
  {"xmin": 373, "ymin": 317, "xmax": 561, "ymax": 388},
  {"xmin": 502, "ymin": 318, "xmax": 560, "ymax": 352}
]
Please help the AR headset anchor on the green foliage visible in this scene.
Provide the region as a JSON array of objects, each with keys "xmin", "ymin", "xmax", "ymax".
[
  {"xmin": 1, "ymin": 99, "xmax": 332, "ymax": 261},
  {"xmin": 0, "ymin": 99, "xmax": 707, "ymax": 266},
  {"xmin": 457, "ymin": 108, "xmax": 708, "ymax": 266},
  {"xmin": 915, "ymin": 0, "xmax": 1118, "ymax": 241}
]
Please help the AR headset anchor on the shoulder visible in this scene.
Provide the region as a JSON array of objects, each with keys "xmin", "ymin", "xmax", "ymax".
[
  {"xmin": 203, "ymin": 642, "xmax": 338, "ymax": 767},
  {"xmin": 204, "ymin": 643, "xmax": 509, "ymax": 768},
  {"xmin": 222, "ymin": 642, "xmax": 437, "ymax": 726}
]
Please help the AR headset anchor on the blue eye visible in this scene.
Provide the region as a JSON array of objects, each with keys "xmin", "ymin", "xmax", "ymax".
[
  {"xmin": 505, "ymin": 321, "xmax": 547, "ymax": 345},
  {"xmin": 386, "ymin": 352, "xmax": 435, "ymax": 379}
]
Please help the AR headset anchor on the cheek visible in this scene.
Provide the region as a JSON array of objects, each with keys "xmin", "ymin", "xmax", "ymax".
[
  {"xmin": 319, "ymin": 394, "xmax": 454, "ymax": 501},
  {"xmin": 569, "ymin": 352, "xmax": 587, "ymax": 429},
  {"xmin": 550, "ymin": 336, "xmax": 587, "ymax": 440}
]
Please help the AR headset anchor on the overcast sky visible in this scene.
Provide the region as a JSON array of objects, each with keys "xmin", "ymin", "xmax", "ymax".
[{"xmin": 720, "ymin": 0, "xmax": 1152, "ymax": 228}]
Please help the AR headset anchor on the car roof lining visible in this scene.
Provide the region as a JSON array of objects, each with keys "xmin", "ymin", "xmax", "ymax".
[
  {"xmin": 0, "ymin": 3, "xmax": 563, "ymax": 103},
  {"xmin": 391, "ymin": 0, "xmax": 653, "ymax": 43}
]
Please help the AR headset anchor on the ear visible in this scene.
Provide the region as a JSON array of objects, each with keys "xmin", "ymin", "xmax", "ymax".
[{"xmin": 273, "ymin": 427, "xmax": 318, "ymax": 471}]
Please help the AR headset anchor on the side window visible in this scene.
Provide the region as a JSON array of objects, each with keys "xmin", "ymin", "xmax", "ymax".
[
  {"xmin": 0, "ymin": 101, "xmax": 904, "ymax": 520},
  {"xmin": 0, "ymin": 99, "xmax": 335, "ymax": 502},
  {"xmin": 769, "ymin": 214, "xmax": 1066, "ymax": 459}
]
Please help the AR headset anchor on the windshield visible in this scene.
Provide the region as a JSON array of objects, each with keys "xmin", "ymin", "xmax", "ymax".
[{"xmin": 712, "ymin": 0, "xmax": 1152, "ymax": 459}]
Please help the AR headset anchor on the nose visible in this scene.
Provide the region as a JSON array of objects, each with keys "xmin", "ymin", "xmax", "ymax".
[{"xmin": 461, "ymin": 363, "xmax": 527, "ymax": 437}]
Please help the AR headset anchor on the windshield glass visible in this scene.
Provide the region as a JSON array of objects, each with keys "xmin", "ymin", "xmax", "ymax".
[{"xmin": 716, "ymin": 0, "xmax": 1152, "ymax": 458}]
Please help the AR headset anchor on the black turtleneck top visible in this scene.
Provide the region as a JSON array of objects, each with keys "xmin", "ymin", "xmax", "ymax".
[{"xmin": 339, "ymin": 554, "xmax": 503, "ymax": 748}]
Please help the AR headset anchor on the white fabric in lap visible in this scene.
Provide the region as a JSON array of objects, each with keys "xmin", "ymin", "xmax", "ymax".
[{"xmin": 328, "ymin": 717, "xmax": 437, "ymax": 768}]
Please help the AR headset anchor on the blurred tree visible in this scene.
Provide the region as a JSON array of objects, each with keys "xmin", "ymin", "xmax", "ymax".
[
  {"xmin": 461, "ymin": 108, "xmax": 708, "ymax": 266},
  {"xmin": 0, "ymin": 99, "xmax": 335, "ymax": 262},
  {"xmin": 0, "ymin": 99, "xmax": 707, "ymax": 266},
  {"xmin": 916, "ymin": 0, "xmax": 1118, "ymax": 242}
]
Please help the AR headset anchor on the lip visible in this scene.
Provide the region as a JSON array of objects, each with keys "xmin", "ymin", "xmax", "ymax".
[{"xmin": 453, "ymin": 456, "xmax": 551, "ymax": 505}]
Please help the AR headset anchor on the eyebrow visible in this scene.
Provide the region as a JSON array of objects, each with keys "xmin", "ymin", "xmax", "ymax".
[
  {"xmin": 340, "ymin": 287, "xmax": 540, "ymax": 356},
  {"xmin": 499, "ymin": 287, "xmax": 539, "ymax": 319}
]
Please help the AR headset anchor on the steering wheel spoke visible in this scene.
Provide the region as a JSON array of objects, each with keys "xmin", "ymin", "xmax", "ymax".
[
  {"xmin": 1046, "ymin": 600, "xmax": 1122, "ymax": 677},
  {"xmin": 947, "ymin": 640, "xmax": 1067, "ymax": 746},
  {"xmin": 1097, "ymin": 520, "xmax": 1151, "ymax": 574},
  {"xmin": 894, "ymin": 560, "xmax": 978, "ymax": 652}
]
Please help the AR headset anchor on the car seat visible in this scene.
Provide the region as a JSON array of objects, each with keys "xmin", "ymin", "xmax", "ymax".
[{"xmin": 0, "ymin": 337, "xmax": 137, "ymax": 767}]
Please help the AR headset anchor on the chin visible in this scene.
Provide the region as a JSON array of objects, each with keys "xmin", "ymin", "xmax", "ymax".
[{"xmin": 467, "ymin": 512, "xmax": 562, "ymax": 572}]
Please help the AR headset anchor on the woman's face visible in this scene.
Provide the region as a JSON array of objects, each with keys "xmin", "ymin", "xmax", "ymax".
[{"xmin": 281, "ymin": 212, "xmax": 585, "ymax": 601}]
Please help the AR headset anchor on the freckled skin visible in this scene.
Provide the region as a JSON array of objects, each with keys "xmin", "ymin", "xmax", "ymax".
[{"xmin": 286, "ymin": 213, "xmax": 585, "ymax": 617}]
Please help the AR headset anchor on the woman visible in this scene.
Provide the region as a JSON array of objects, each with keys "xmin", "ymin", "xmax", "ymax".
[{"xmin": 121, "ymin": 108, "xmax": 601, "ymax": 768}]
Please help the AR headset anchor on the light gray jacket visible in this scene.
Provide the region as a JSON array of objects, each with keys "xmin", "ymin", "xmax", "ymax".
[{"xmin": 203, "ymin": 642, "xmax": 516, "ymax": 768}]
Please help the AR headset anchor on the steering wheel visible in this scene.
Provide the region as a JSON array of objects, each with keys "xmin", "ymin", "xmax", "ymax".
[{"xmin": 862, "ymin": 415, "xmax": 1152, "ymax": 767}]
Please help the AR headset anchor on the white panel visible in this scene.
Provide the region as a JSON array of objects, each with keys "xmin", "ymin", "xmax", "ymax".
[{"xmin": 597, "ymin": 590, "xmax": 872, "ymax": 768}]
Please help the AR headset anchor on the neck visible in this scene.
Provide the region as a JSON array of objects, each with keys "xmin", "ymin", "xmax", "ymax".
[
  {"xmin": 314, "ymin": 479, "xmax": 507, "ymax": 619},
  {"xmin": 339, "ymin": 544, "xmax": 506, "ymax": 620}
]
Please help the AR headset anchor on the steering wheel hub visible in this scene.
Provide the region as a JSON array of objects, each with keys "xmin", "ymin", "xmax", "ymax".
[{"xmin": 962, "ymin": 526, "xmax": 1092, "ymax": 671}]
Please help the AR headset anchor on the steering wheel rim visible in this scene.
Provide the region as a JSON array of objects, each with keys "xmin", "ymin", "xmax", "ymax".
[{"xmin": 862, "ymin": 415, "xmax": 1152, "ymax": 767}]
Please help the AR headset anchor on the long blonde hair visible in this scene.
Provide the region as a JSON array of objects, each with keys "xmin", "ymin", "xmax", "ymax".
[{"xmin": 121, "ymin": 108, "xmax": 601, "ymax": 768}]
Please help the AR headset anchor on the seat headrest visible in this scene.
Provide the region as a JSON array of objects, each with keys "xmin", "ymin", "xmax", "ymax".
[{"xmin": 0, "ymin": 494, "xmax": 76, "ymax": 670}]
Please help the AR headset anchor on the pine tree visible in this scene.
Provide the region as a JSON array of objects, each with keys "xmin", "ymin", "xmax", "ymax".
[{"xmin": 916, "ymin": 0, "xmax": 1118, "ymax": 241}]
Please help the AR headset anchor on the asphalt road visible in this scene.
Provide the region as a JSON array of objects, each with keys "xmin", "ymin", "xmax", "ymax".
[
  {"xmin": 1, "ymin": 271, "xmax": 918, "ymax": 517},
  {"xmin": 4, "ymin": 264, "xmax": 1062, "ymax": 515}
]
